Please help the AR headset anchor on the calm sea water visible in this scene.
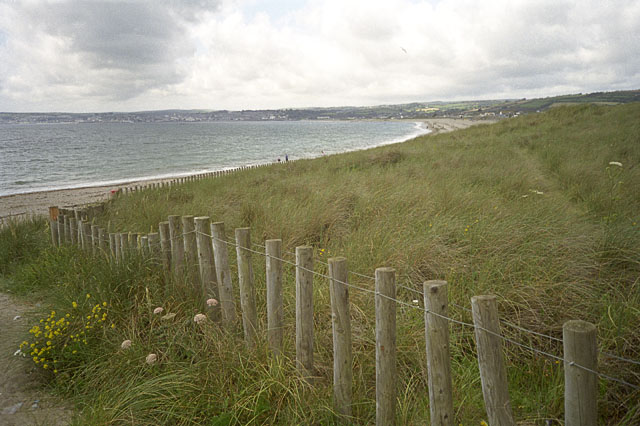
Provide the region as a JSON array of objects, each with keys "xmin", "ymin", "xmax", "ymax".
[{"xmin": 0, "ymin": 120, "xmax": 428, "ymax": 197}]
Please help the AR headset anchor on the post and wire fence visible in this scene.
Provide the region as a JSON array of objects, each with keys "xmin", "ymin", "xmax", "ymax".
[{"xmin": 46, "ymin": 199, "xmax": 639, "ymax": 425}]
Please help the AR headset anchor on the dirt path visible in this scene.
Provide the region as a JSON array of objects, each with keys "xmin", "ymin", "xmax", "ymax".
[{"xmin": 0, "ymin": 292, "xmax": 72, "ymax": 425}]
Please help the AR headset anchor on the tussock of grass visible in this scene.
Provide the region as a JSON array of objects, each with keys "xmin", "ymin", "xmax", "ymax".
[
  {"xmin": 0, "ymin": 217, "xmax": 49, "ymax": 276},
  {"xmin": 1, "ymin": 103, "xmax": 639, "ymax": 424}
]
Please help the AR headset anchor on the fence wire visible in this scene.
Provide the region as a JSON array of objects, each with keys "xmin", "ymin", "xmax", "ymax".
[
  {"xmin": 191, "ymin": 229, "xmax": 640, "ymax": 391},
  {"xmin": 56, "ymin": 221, "xmax": 640, "ymax": 391}
]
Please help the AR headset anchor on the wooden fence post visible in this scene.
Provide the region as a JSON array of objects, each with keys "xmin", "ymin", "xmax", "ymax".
[
  {"xmin": 563, "ymin": 320, "xmax": 597, "ymax": 426},
  {"xmin": 183, "ymin": 216, "xmax": 200, "ymax": 281},
  {"xmin": 266, "ymin": 239, "xmax": 283, "ymax": 356},
  {"xmin": 140, "ymin": 235, "xmax": 148, "ymax": 256},
  {"xmin": 91, "ymin": 225, "xmax": 99, "ymax": 255},
  {"xmin": 109, "ymin": 233, "xmax": 117, "ymax": 260},
  {"xmin": 329, "ymin": 257, "xmax": 352, "ymax": 420},
  {"xmin": 424, "ymin": 280, "xmax": 454, "ymax": 425},
  {"xmin": 119, "ymin": 232, "xmax": 128, "ymax": 261},
  {"xmin": 159, "ymin": 222, "xmax": 172, "ymax": 273},
  {"xmin": 211, "ymin": 222, "xmax": 237, "ymax": 326},
  {"xmin": 69, "ymin": 217, "xmax": 78, "ymax": 245},
  {"xmin": 296, "ymin": 245, "xmax": 314, "ymax": 380},
  {"xmin": 129, "ymin": 232, "xmax": 141, "ymax": 255},
  {"xmin": 376, "ymin": 267, "xmax": 396, "ymax": 426},
  {"xmin": 168, "ymin": 215, "xmax": 185, "ymax": 278},
  {"xmin": 64, "ymin": 215, "xmax": 72, "ymax": 243},
  {"xmin": 195, "ymin": 217, "xmax": 220, "ymax": 320},
  {"xmin": 471, "ymin": 295, "xmax": 515, "ymax": 426},
  {"xmin": 148, "ymin": 232, "xmax": 160, "ymax": 260},
  {"xmin": 82, "ymin": 222, "xmax": 92, "ymax": 253},
  {"xmin": 77, "ymin": 218, "xmax": 84, "ymax": 248},
  {"xmin": 98, "ymin": 228, "xmax": 108, "ymax": 255},
  {"xmin": 57, "ymin": 215, "xmax": 65, "ymax": 245},
  {"xmin": 235, "ymin": 227, "xmax": 258, "ymax": 348},
  {"xmin": 49, "ymin": 207, "xmax": 59, "ymax": 247}
]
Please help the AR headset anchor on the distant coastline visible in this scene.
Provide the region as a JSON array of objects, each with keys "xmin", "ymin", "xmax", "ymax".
[{"xmin": 2, "ymin": 89, "xmax": 637, "ymax": 125}]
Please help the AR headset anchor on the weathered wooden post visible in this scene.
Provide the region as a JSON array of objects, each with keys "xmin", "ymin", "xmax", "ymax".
[
  {"xmin": 235, "ymin": 227, "xmax": 258, "ymax": 348},
  {"xmin": 130, "ymin": 233, "xmax": 139, "ymax": 254},
  {"xmin": 119, "ymin": 232, "xmax": 128, "ymax": 261},
  {"xmin": 98, "ymin": 228, "xmax": 108, "ymax": 255},
  {"xmin": 211, "ymin": 222, "xmax": 237, "ymax": 325},
  {"xmin": 329, "ymin": 257, "xmax": 352, "ymax": 420},
  {"xmin": 91, "ymin": 224, "xmax": 100, "ymax": 255},
  {"xmin": 82, "ymin": 222, "xmax": 92, "ymax": 253},
  {"xmin": 296, "ymin": 245, "xmax": 314, "ymax": 380},
  {"xmin": 195, "ymin": 216, "xmax": 220, "ymax": 320},
  {"xmin": 57, "ymin": 214, "xmax": 65, "ymax": 245},
  {"xmin": 266, "ymin": 239, "xmax": 283, "ymax": 356},
  {"xmin": 109, "ymin": 233, "xmax": 117, "ymax": 260},
  {"xmin": 49, "ymin": 207, "xmax": 59, "ymax": 247},
  {"xmin": 64, "ymin": 215, "xmax": 72, "ymax": 243},
  {"xmin": 148, "ymin": 232, "xmax": 160, "ymax": 261},
  {"xmin": 563, "ymin": 320, "xmax": 597, "ymax": 426},
  {"xmin": 69, "ymin": 217, "xmax": 78, "ymax": 245},
  {"xmin": 424, "ymin": 280, "xmax": 454, "ymax": 425},
  {"xmin": 159, "ymin": 221, "xmax": 172, "ymax": 273},
  {"xmin": 77, "ymin": 219, "xmax": 84, "ymax": 248},
  {"xmin": 182, "ymin": 215, "xmax": 199, "ymax": 283},
  {"xmin": 376, "ymin": 267, "xmax": 396, "ymax": 426},
  {"xmin": 168, "ymin": 215, "xmax": 185, "ymax": 278},
  {"xmin": 140, "ymin": 235, "xmax": 148, "ymax": 256},
  {"xmin": 471, "ymin": 295, "xmax": 515, "ymax": 426}
]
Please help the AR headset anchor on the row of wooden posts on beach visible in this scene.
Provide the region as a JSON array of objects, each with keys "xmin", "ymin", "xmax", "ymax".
[
  {"xmin": 47, "ymin": 203, "xmax": 600, "ymax": 426},
  {"xmin": 0, "ymin": 166, "xmax": 266, "ymax": 225},
  {"xmin": 114, "ymin": 163, "xmax": 273, "ymax": 195}
]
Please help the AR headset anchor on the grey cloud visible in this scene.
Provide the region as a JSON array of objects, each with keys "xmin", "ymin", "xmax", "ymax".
[
  {"xmin": 163, "ymin": 0, "xmax": 221, "ymax": 21},
  {"xmin": 14, "ymin": 0, "xmax": 221, "ymax": 101}
]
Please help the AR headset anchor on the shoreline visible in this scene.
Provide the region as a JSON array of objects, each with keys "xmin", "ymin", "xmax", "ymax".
[{"xmin": 0, "ymin": 118, "xmax": 489, "ymax": 218}]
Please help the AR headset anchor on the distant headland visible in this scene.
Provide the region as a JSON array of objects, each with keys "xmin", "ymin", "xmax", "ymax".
[{"xmin": 1, "ymin": 89, "xmax": 638, "ymax": 124}]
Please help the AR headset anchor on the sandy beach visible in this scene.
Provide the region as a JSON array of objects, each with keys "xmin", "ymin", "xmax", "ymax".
[{"xmin": 0, "ymin": 118, "xmax": 490, "ymax": 219}]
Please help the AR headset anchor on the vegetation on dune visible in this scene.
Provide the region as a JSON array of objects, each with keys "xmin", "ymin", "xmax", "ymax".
[{"xmin": 1, "ymin": 103, "xmax": 639, "ymax": 424}]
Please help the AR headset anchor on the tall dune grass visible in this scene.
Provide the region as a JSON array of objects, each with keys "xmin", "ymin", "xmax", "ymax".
[{"xmin": 2, "ymin": 103, "xmax": 639, "ymax": 424}]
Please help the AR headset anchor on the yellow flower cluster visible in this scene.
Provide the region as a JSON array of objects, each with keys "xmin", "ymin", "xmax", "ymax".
[
  {"xmin": 20, "ymin": 300, "xmax": 112, "ymax": 374},
  {"xmin": 22, "ymin": 309, "xmax": 70, "ymax": 373},
  {"xmin": 463, "ymin": 218, "xmax": 480, "ymax": 233}
]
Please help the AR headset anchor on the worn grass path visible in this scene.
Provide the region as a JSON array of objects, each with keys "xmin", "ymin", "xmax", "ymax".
[{"xmin": 0, "ymin": 290, "xmax": 72, "ymax": 425}]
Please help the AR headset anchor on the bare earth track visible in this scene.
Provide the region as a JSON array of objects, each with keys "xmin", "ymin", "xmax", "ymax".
[{"xmin": 0, "ymin": 292, "xmax": 72, "ymax": 425}]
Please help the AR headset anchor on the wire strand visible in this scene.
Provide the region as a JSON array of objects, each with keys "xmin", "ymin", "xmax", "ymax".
[{"xmin": 193, "ymin": 229, "xmax": 640, "ymax": 391}]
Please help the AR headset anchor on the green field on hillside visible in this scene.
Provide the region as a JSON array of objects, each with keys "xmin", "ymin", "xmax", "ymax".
[{"xmin": 2, "ymin": 103, "xmax": 639, "ymax": 424}]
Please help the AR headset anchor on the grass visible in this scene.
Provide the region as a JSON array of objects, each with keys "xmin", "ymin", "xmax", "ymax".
[{"xmin": 1, "ymin": 102, "xmax": 639, "ymax": 424}]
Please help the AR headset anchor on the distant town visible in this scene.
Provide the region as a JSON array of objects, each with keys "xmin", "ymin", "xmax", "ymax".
[{"xmin": 1, "ymin": 90, "xmax": 638, "ymax": 124}]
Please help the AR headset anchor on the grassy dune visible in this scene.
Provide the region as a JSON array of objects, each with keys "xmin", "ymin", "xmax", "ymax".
[{"xmin": 2, "ymin": 103, "xmax": 639, "ymax": 424}]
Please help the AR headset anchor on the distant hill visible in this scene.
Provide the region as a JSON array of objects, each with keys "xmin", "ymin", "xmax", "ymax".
[{"xmin": 1, "ymin": 89, "xmax": 638, "ymax": 124}]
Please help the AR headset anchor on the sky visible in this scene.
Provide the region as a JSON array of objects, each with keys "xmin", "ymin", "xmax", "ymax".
[{"xmin": 0, "ymin": 0, "xmax": 639, "ymax": 113}]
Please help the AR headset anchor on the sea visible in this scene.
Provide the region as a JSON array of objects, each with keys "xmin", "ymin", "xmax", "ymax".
[{"xmin": 0, "ymin": 120, "xmax": 429, "ymax": 197}]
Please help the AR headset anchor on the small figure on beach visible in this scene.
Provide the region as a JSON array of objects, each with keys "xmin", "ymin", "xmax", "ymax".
[
  {"xmin": 277, "ymin": 158, "xmax": 281, "ymax": 163},
  {"xmin": 285, "ymin": 154, "xmax": 289, "ymax": 162}
]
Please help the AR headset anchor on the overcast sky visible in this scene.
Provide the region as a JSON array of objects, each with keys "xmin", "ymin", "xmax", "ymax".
[{"xmin": 0, "ymin": 0, "xmax": 638, "ymax": 112}]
